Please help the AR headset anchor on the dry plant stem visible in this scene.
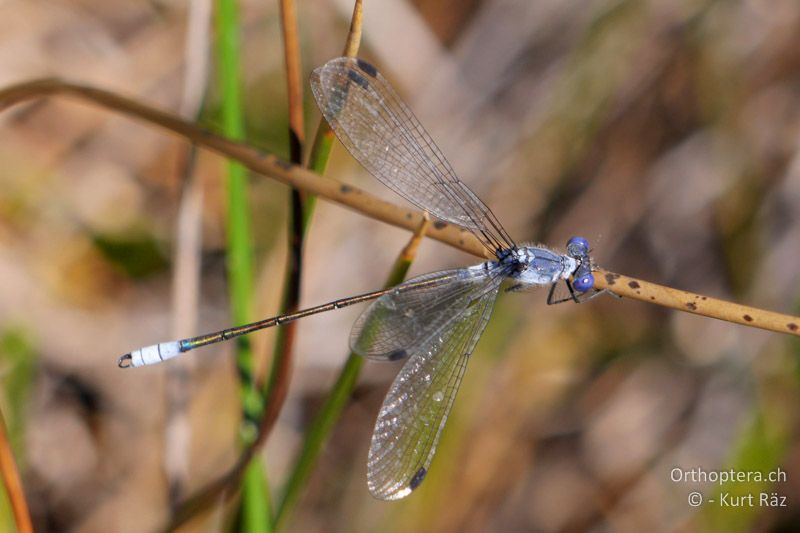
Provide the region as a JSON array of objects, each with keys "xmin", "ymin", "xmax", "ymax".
[
  {"xmin": 279, "ymin": 0, "xmax": 304, "ymax": 161},
  {"xmin": 304, "ymin": 0, "xmax": 362, "ymax": 150},
  {"xmin": 302, "ymin": 0, "xmax": 362, "ymax": 224},
  {"xmin": 166, "ymin": 148, "xmax": 203, "ymax": 507},
  {"xmin": 0, "ymin": 79, "xmax": 483, "ymax": 256},
  {"xmin": 268, "ymin": 0, "xmax": 305, "ymax": 402},
  {"xmin": 0, "ymin": 81, "xmax": 798, "ymax": 338},
  {"xmin": 594, "ymin": 269, "xmax": 800, "ymax": 336},
  {"xmin": 400, "ymin": 212, "xmax": 430, "ymax": 260},
  {"xmin": 0, "ymin": 409, "xmax": 32, "ymax": 533},
  {"xmin": 165, "ymin": 0, "xmax": 212, "ymax": 507},
  {"xmin": 0, "ymin": 84, "xmax": 796, "ymax": 328},
  {"xmin": 342, "ymin": 0, "xmax": 363, "ymax": 57}
]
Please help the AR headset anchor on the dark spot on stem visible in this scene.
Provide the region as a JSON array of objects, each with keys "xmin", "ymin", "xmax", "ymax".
[
  {"xmin": 459, "ymin": 239, "xmax": 465, "ymax": 245},
  {"xmin": 433, "ymin": 220, "xmax": 448, "ymax": 230},
  {"xmin": 409, "ymin": 467, "xmax": 427, "ymax": 490},
  {"xmin": 406, "ymin": 213, "xmax": 413, "ymax": 220},
  {"xmin": 628, "ymin": 281, "xmax": 640, "ymax": 289},
  {"xmin": 340, "ymin": 184, "xmax": 353, "ymax": 193},
  {"xmin": 650, "ymin": 296, "xmax": 655, "ymax": 300},
  {"xmin": 686, "ymin": 302, "xmax": 697, "ymax": 311},
  {"xmin": 701, "ymin": 296, "xmax": 707, "ymax": 301},
  {"xmin": 604, "ymin": 273, "xmax": 620, "ymax": 285},
  {"xmin": 788, "ymin": 323, "xmax": 798, "ymax": 332},
  {"xmin": 743, "ymin": 314, "xmax": 753, "ymax": 322}
]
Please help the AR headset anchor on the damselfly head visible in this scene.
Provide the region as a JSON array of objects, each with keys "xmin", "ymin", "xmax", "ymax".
[
  {"xmin": 566, "ymin": 237, "xmax": 594, "ymax": 292},
  {"xmin": 566, "ymin": 236, "xmax": 590, "ymax": 258}
]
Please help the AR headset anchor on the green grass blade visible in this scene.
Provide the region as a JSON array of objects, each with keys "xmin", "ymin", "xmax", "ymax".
[
  {"xmin": 274, "ymin": 237, "xmax": 423, "ymax": 529},
  {"xmin": 0, "ymin": 328, "xmax": 36, "ymax": 533},
  {"xmin": 300, "ymin": 123, "xmax": 335, "ymax": 228},
  {"xmin": 214, "ymin": 0, "xmax": 269, "ymax": 530},
  {"xmin": 241, "ymin": 457, "xmax": 272, "ymax": 532}
]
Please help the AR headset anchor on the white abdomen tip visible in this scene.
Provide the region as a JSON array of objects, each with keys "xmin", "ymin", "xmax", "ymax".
[{"xmin": 129, "ymin": 341, "xmax": 181, "ymax": 367}]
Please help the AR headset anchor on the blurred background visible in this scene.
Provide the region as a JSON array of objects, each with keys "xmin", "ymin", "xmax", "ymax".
[{"xmin": 1, "ymin": 0, "xmax": 800, "ymax": 531}]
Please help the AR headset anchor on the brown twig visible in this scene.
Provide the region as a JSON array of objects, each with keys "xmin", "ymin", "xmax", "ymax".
[
  {"xmin": 247, "ymin": 0, "xmax": 306, "ymax": 517},
  {"xmin": 269, "ymin": 0, "xmax": 305, "ymax": 401},
  {"xmin": 305, "ymin": 0, "xmax": 362, "ymax": 181},
  {"xmin": 341, "ymin": 0, "xmax": 363, "ymax": 58},
  {"xmin": 0, "ymin": 79, "xmax": 483, "ymax": 257},
  {"xmin": 1, "ymin": 80, "xmax": 798, "ymax": 339},
  {"xmin": 594, "ymin": 269, "xmax": 800, "ymax": 336},
  {"xmin": 0, "ymin": 409, "xmax": 32, "ymax": 533},
  {"xmin": 280, "ymin": 0, "xmax": 305, "ymax": 162}
]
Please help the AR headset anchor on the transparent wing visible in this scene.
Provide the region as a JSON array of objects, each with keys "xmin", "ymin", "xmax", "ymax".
[
  {"xmin": 350, "ymin": 265, "xmax": 501, "ymax": 361},
  {"xmin": 366, "ymin": 280, "xmax": 501, "ymax": 500},
  {"xmin": 310, "ymin": 56, "xmax": 515, "ymax": 254}
]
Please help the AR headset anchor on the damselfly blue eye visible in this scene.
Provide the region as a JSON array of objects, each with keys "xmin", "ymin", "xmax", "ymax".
[
  {"xmin": 567, "ymin": 236, "xmax": 590, "ymax": 256},
  {"xmin": 573, "ymin": 270, "xmax": 594, "ymax": 292}
]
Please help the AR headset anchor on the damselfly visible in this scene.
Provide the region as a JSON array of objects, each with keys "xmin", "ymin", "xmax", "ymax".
[{"xmin": 118, "ymin": 57, "xmax": 604, "ymax": 500}]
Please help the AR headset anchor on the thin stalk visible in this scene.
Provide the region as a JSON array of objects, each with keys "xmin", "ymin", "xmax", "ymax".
[
  {"xmin": 259, "ymin": 1, "xmax": 365, "ymax": 525},
  {"xmin": 241, "ymin": 457, "xmax": 271, "ymax": 533},
  {"xmin": 302, "ymin": 0, "xmax": 363, "ymax": 227},
  {"xmin": 263, "ymin": 0, "xmax": 307, "ymax": 438},
  {"xmin": 215, "ymin": 0, "xmax": 267, "ymax": 529},
  {"xmin": 0, "ymin": 79, "xmax": 486, "ymax": 259},
  {"xmin": 261, "ymin": 0, "xmax": 365, "ymax": 460},
  {"xmin": 216, "ymin": 0, "xmax": 253, "ymax": 333},
  {"xmin": 235, "ymin": 1, "xmax": 308, "ymax": 530},
  {"xmin": 0, "ymin": 81, "xmax": 798, "ymax": 339},
  {"xmin": 594, "ymin": 270, "xmax": 800, "ymax": 335},
  {"xmin": 274, "ymin": 215, "xmax": 430, "ymax": 530},
  {"xmin": 301, "ymin": 125, "xmax": 331, "ymax": 227},
  {"xmin": 166, "ymin": 0, "xmax": 212, "ymax": 507},
  {"xmin": 261, "ymin": 0, "xmax": 366, "ymax": 444},
  {"xmin": 166, "ymin": 147, "xmax": 204, "ymax": 508},
  {"xmin": 0, "ymin": 410, "xmax": 31, "ymax": 533}
]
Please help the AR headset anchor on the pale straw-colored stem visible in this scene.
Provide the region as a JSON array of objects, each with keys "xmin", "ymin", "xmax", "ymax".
[{"xmin": 0, "ymin": 80, "xmax": 797, "ymax": 340}]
